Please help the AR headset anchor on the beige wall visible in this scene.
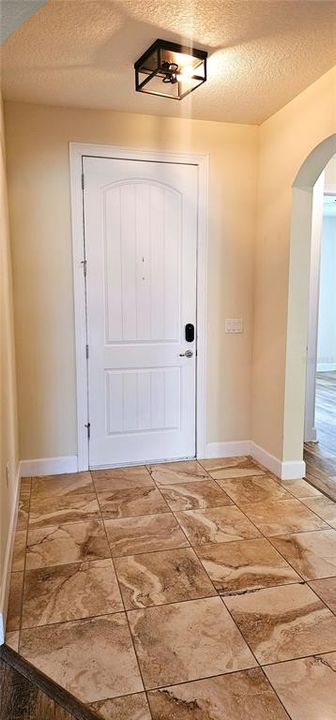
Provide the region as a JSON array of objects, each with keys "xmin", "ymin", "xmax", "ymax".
[
  {"xmin": 4, "ymin": 64, "xmax": 336, "ymax": 468},
  {"xmin": 252, "ymin": 66, "xmax": 336, "ymax": 460},
  {"xmin": 4, "ymin": 102, "xmax": 258, "ymax": 460},
  {"xmin": 0, "ymin": 91, "xmax": 18, "ymax": 630}
]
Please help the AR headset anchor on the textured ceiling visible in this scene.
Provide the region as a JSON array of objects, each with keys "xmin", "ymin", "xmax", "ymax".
[{"xmin": 1, "ymin": 0, "xmax": 336, "ymax": 124}]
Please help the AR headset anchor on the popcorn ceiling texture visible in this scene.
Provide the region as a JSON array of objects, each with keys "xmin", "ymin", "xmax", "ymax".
[{"xmin": 2, "ymin": 0, "xmax": 336, "ymax": 124}]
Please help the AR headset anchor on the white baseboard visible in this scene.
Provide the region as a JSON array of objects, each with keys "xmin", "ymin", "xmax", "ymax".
[
  {"xmin": 19, "ymin": 455, "xmax": 78, "ymax": 478},
  {"xmin": 250, "ymin": 442, "xmax": 306, "ymax": 481},
  {"xmin": 204, "ymin": 441, "xmax": 251, "ymax": 459},
  {"xmin": 279, "ymin": 460, "xmax": 306, "ymax": 481},
  {"xmin": 0, "ymin": 464, "xmax": 20, "ymax": 645},
  {"xmin": 18, "ymin": 444, "xmax": 306, "ymax": 482}
]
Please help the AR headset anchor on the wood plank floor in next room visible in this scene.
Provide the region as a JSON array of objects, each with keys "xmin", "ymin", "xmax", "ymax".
[
  {"xmin": 0, "ymin": 646, "xmax": 103, "ymax": 720},
  {"xmin": 305, "ymin": 371, "xmax": 336, "ymax": 500},
  {"xmin": 4, "ymin": 456, "xmax": 336, "ymax": 720},
  {"xmin": 0, "ymin": 655, "xmax": 74, "ymax": 720}
]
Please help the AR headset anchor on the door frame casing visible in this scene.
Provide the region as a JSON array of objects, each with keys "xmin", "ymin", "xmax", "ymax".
[{"xmin": 69, "ymin": 143, "xmax": 209, "ymax": 471}]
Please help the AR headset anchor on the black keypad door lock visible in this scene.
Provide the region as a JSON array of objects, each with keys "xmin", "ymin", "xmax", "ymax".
[{"xmin": 185, "ymin": 323, "xmax": 195, "ymax": 342}]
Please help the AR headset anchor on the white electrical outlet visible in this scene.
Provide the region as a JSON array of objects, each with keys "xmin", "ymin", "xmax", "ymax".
[{"xmin": 225, "ymin": 318, "xmax": 243, "ymax": 334}]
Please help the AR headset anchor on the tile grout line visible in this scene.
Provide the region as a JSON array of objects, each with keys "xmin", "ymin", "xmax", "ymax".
[
  {"xmin": 208, "ymin": 476, "xmax": 336, "ymax": 571},
  {"xmin": 179, "ymin": 471, "xmax": 336, "ymax": 615},
  {"xmin": 89, "ymin": 470, "xmax": 154, "ymax": 720},
  {"xmin": 25, "ymin": 468, "xmax": 336, "ymax": 607},
  {"xmin": 97, "ymin": 464, "xmax": 273, "ymax": 695},
  {"xmin": 91, "ymin": 461, "xmax": 336, "ymax": 616},
  {"xmin": 213, "ymin": 487, "xmax": 336, "ymax": 610},
  {"xmin": 19, "ymin": 558, "xmax": 336, "ymax": 630},
  {"xmin": 90, "ymin": 646, "xmax": 336, "ymax": 703},
  {"xmin": 146, "ymin": 465, "xmax": 266, "ymax": 674},
  {"xmin": 259, "ymin": 666, "xmax": 293, "ymax": 719}
]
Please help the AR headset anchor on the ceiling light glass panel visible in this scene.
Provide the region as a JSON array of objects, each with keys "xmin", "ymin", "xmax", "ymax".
[{"xmin": 134, "ymin": 39, "xmax": 207, "ymax": 100}]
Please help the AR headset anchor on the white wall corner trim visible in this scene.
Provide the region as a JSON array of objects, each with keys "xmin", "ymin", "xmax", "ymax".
[
  {"xmin": 0, "ymin": 464, "xmax": 20, "ymax": 645},
  {"xmin": 250, "ymin": 442, "xmax": 306, "ymax": 480},
  {"xmin": 19, "ymin": 455, "xmax": 78, "ymax": 478}
]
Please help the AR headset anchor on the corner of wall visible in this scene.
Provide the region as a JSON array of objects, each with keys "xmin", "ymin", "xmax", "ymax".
[{"xmin": 0, "ymin": 91, "xmax": 20, "ymax": 644}]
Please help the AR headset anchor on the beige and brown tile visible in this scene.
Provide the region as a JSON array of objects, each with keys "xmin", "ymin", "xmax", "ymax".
[
  {"xmin": 16, "ymin": 495, "xmax": 30, "ymax": 531},
  {"xmin": 271, "ymin": 529, "xmax": 336, "ymax": 580},
  {"xmin": 264, "ymin": 653, "xmax": 336, "ymax": 720},
  {"xmin": 20, "ymin": 477, "xmax": 32, "ymax": 498},
  {"xmin": 26, "ymin": 519, "xmax": 110, "ymax": 569},
  {"xmin": 20, "ymin": 614, "xmax": 143, "ymax": 703},
  {"xmin": 104, "ymin": 513, "xmax": 188, "ymax": 557},
  {"xmin": 92, "ymin": 466, "xmax": 154, "ymax": 493},
  {"xmin": 11, "ymin": 457, "xmax": 336, "ymax": 719},
  {"xmin": 31, "ymin": 472, "xmax": 94, "ymax": 499},
  {"xmin": 6, "ymin": 571, "xmax": 24, "ymax": 632},
  {"xmin": 128, "ymin": 596, "xmax": 256, "ymax": 689},
  {"xmin": 224, "ymin": 583, "xmax": 336, "ymax": 664},
  {"xmin": 159, "ymin": 478, "xmax": 232, "ymax": 511},
  {"xmin": 281, "ymin": 478, "xmax": 322, "ymax": 499},
  {"xmin": 5, "ymin": 631, "xmax": 19, "ymax": 652},
  {"xmin": 29, "ymin": 493, "xmax": 100, "ymax": 528},
  {"xmin": 91, "ymin": 693, "xmax": 151, "ymax": 720},
  {"xmin": 150, "ymin": 460, "xmax": 208, "ymax": 486},
  {"xmin": 210, "ymin": 467, "xmax": 267, "ymax": 480},
  {"xmin": 242, "ymin": 498, "xmax": 329, "ymax": 536},
  {"xmin": 197, "ymin": 537, "xmax": 300, "ymax": 595},
  {"xmin": 97, "ymin": 486, "xmax": 169, "ymax": 519},
  {"xmin": 22, "ymin": 558, "xmax": 123, "ymax": 627},
  {"xmin": 200, "ymin": 457, "xmax": 266, "ymax": 481},
  {"xmin": 309, "ymin": 576, "xmax": 336, "ymax": 613},
  {"xmin": 199, "ymin": 456, "xmax": 252, "ymax": 471},
  {"xmin": 114, "ymin": 547, "xmax": 216, "ymax": 609},
  {"xmin": 218, "ymin": 475, "xmax": 293, "ymax": 506},
  {"xmin": 175, "ymin": 505, "xmax": 260, "ymax": 546},
  {"xmin": 11, "ymin": 529, "xmax": 27, "ymax": 572},
  {"xmin": 148, "ymin": 668, "xmax": 290, "ymax": 719},
  {"xmin": 300, "ymin": 495, "xmax": 336, "ymax": 527}
]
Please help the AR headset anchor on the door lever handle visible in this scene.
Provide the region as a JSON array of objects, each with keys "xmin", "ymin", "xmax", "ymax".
[{"xmin": 179, "ymin": 350, "xmax": 193, "ymax": 358}]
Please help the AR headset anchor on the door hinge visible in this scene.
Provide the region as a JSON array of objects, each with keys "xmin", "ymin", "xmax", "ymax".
[
  {"xmin": 81, "ymin": 173, "xmax": 85, "ymax": 190},
  {"xmin": 85, "ymin": 422, "xmax": 91, "ymax": 439},
  {"xmin": 81, "ymin": 259, "xmax": 87, "ymax": 277},
  {"xmin": 86, "ymin": 344, "xmax": 89, "ymax": 360}
]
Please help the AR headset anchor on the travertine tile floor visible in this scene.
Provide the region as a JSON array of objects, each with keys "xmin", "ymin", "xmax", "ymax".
[{"xmin": 6, "ymin": 457, "xmax": 336, "ymax": 719}]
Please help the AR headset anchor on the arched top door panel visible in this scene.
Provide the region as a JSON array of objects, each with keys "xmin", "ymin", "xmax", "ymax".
[{"xmin": 101, "ymin": 179, "xmax": 182, "ymax": 344}]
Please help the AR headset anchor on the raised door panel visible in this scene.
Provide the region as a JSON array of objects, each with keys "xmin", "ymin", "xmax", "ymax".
[{"xmin": 104, "ymin": 181, "xmax": 181, "ymax": 345}]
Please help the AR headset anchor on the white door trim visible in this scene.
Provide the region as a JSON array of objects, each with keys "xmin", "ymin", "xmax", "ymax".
[{"xmin": 69, "ymin": 143, "xmax": 209, "ymax": 471}]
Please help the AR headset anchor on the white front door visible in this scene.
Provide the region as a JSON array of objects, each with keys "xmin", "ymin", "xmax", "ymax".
[{"xmin": 83, "ymin": 156, "xmax": 198, "ymax": 467}]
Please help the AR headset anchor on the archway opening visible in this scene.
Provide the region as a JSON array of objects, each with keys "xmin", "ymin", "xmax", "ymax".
[{"xmin": 283, "ymin": 134, "xmax": 336, "ymax": 487}]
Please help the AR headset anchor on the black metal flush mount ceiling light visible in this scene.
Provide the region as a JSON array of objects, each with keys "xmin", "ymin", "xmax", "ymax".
[{"xmin": 134, "ymin": 39, "xmax": 207, "ymax": 100}]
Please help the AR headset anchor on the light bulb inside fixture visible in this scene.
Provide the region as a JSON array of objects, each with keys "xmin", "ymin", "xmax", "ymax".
[{"xmin": 176, "ymin": 64, "xmax": 194, "ymax": 81}]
